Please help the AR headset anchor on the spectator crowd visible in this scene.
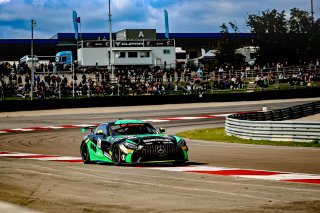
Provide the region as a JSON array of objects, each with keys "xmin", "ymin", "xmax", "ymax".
[{"xmin": 0, "ymin": 60, "xmax": 319, "ymax": 100}]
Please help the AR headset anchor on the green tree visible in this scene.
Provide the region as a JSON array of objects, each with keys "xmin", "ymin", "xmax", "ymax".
[
  {"xmin": 215, "ymin": 22, "xmax": 244, "ymax": 68},
  {"xmin": 288, "ymin": 8, "xmax": 313, "ymax": 33},
  {"xmin": 247, "ymin": 8, "xmax": 320, "ymax": 64},
  {"xmin": 287, "ymin": 8, "xmax": 315, "ymax": 62},
  {"xmin": 247, "ymin": 9, "xmax": 287, "ymax": 64}
]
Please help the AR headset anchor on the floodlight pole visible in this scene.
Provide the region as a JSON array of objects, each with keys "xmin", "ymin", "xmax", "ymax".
[
  {"xmin": 30, "ymin": 19, "xmax": 36, "ymax": 100},
  {"xmin": 311, "ymin": 0, "xmax": 314, "ymax": 24},
  {"xmin": 72, "ymin": 62, "xmax": 75, "ymax": 98},
  {"xmin": 108, "ymin": 0, "xmax": 114, "ymax": 79}
]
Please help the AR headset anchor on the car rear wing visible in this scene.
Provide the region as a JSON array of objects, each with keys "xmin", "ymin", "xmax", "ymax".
[{"xmin": 81, "ymin": 126, "xmax": 97, "ymax": 134}]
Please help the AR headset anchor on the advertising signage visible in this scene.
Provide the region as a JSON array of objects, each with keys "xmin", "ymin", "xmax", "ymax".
[
  {"xmin": 114, "ymin": 41, "xmax": 144, "ymax": 47},
  {"xmin": 80, "ymin": 41, "xmax": 110, "ymax": 48},
  {"xmin": 80, "ymin": 39, "xmax": 175, "ymax": 48},
  {"xmin": 116, "ymin": 29, "xmax": 156, "ymax": 40},
  {"xmin": 144, "ymin": 40, "xmax": 174, "ymax": 47}
]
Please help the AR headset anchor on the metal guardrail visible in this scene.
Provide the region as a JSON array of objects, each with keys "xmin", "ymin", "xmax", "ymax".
[{"xmin": 225, "ymin": 101, "xmax": 320, "ymax": 142}]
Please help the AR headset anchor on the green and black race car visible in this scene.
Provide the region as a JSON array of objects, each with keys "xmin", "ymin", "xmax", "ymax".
[{"xmin": 80, "ymin": 119, "xmax": 188, "ymax": 165}]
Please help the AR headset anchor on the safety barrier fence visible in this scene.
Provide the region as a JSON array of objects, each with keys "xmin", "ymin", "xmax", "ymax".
[{"xmin": 225, "ymin": 101, "xmax": 320, "ymax": 142}]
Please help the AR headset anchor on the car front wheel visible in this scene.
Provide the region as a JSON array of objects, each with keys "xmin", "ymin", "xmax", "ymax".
[
  {"xmin": 112, "ymin": 144, "xmax": 122, "ymax": 166},
  {"xmin": 80, "ymin": 142, "xmax": 92, "ymax": 164}
]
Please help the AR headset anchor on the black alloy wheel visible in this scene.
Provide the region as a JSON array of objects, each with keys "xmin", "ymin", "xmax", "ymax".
[
  {"xmin": 80, "ymin": 142, "xmax": 92, "ymax": 164},
  {"xmin": 112, "ymin": 144, "xmax": 122, "ymax": 166}
]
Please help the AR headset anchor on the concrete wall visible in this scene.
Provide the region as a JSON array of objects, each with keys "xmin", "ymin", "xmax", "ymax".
[{"xmin": 1, "ymin": 88, "xmax": 320, "ymax": 112}]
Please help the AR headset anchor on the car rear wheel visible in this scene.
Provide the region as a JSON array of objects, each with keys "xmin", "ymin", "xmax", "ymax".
[
  {"xmin": 80, "ymin": 142, "xmax": 92, "ymax": 164},
  {"xmin": 112, "ymin": 144, "xmax": 122, "ymax": 166}
]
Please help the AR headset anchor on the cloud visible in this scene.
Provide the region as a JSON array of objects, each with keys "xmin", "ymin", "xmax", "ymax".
[
  {"xmin": 0, "ymin": 0, "xmax": 316, "ymax": 38},
  {"xmin": 0, "ymin": 0, "xmax": 10, "ymax": 3}
]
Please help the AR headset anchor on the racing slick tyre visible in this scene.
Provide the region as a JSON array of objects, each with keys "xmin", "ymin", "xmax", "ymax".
[
  {"xmin": 112, "ymin": 144, "xmax": 122, "ymax": 166},
  {"xmin": 80, "ymin": 142, "xmax": 92, "ymax": 164}
]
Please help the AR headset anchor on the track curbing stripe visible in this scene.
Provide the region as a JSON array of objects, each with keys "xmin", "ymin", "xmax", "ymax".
[
  {"xmin": 0, "ymin": 151, "xmax": 319, "ymax": 185},
  {"xmin": 0, "ymin": 114, "xmax": 231, "ymax": 134}
]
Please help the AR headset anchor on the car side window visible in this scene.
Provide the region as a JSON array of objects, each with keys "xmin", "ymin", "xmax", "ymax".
[{"xmin": 95, "ymin": 124, "xmax": 107, "ymax": 135}]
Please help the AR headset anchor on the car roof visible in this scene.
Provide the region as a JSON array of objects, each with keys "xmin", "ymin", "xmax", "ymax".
[
  {"xmin": 99, "ymin": 120, "xmax": 146, "ymax": 126},
  {"xmin": 114, "ymin": 119, "xmax": 146, "ymax": 125}
]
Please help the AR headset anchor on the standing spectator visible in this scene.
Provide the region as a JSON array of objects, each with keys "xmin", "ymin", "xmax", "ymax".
[
  {"xmin": 82, "ymin": 74, "xmax": 87, "ymax": 84},
  {"xmin": 36, "ymin": 75, "xmax": 40, "ymax": 87},
  {"xmin": 176, "ymin": 69, "xmax": 181, "ymax": 82},
  {"xmin": 24, "ymin": 73, "xmax": 30, "ymax": 84},
  {"xmin": 95, "ymin": 71, "xmax": 100, "ymax": 83},
  {"xmin": 197, "ymin": 67, "xmax": 203, "ymax": 80},
  {"xmin": 13, "ymin": 62, "xmax": 16, "ymax": 72},
  {"xmin": 73, "ymin": 73, "xmax": 78, "ymax": 84},
  {"xmin": 0, "ymin": 73, "xmax": 3, "ymax": 86},
  {"xmin": 48, "ymin": 62, "xmax": 53, "ymax": 72},
  {"xmin": 17, "ymin": 75, "xmax": 22, "ymax": 86}
]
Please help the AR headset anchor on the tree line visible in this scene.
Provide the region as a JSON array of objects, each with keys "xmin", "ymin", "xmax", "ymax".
[{"xmin": 215, "ymin": 8, "xmax": 320, "ymax": 67}]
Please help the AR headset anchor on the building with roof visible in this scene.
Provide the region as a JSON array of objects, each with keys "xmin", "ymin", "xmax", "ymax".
[{"xmin": 0, "ymin": 30, "xmax": 254, "ymax": 64}]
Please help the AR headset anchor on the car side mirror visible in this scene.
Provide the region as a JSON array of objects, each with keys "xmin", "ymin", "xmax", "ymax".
[{"xmin": 159, "ymin": 128, "xmax": 165, "ymax": 133}]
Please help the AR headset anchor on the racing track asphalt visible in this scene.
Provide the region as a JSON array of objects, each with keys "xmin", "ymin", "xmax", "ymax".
[{"xmin": 0, "ymin": 97, "xmax": 320, "ymax": 212}]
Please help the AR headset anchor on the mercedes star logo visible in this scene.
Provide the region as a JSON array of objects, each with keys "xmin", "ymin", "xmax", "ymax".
[{"xmin": 157, "ymin": 145, "xmax": 165, "ymax": 155}]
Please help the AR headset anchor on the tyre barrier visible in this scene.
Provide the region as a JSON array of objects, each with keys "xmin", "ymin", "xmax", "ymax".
[{"xmin": 225, "ymin": 101, "xmax": 320, "ymax": 142}]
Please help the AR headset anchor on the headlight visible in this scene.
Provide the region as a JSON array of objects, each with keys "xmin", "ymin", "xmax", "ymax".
[
  {"xmin": 178, "ymin": 139, "xmax": 187, "ymax": 147},
  {"xmin": 123, "ymin": 142, "xmax": 138, "ymax": 150}
]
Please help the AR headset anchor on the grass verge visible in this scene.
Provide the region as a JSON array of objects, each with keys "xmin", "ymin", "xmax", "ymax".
[{"xmin": 176, "ymin": 127, "xmax": 320, "ymax": 147}]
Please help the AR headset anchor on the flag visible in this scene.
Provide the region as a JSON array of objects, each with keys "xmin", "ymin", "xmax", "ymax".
[
  {"xmin": 72, "ymin": 11, "xmax": 79, "ymax": 40},
  {"xmin": 164, "ymin": 10, "xmax": 169, "ymax": 39}
]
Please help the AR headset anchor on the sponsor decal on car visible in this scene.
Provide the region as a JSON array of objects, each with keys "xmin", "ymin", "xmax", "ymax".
[
  {"xmin": 103, "ymin": 151, "xmax": 111, "ymax": 159},
  {"xmin": 143, "ymin": 138, "xmax": 171, "ymax": 143},
  {"xmin": 121, "ymin": 154, "xmax": 126, "ymax": 161},
  {"xmin": 163, "ymin": 141, "xmax": 174, "ymax": 144},
  {"xmin": 97, "ymin": 138, "xmax": 101, "ymax": 149},
  {"xmin": 97, "ymin": 138, "xmax": 102, "ymax": 148}
]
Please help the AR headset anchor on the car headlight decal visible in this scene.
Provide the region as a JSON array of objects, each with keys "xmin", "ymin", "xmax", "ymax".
[
  {"xmin": 178, "ymin": 139, "xmax": 186, "ymax": 147},
  {"xmin": 123, "ymin": 142, "xmax": 138, "ymax": 150},
  {"xmin": 119, "ymin": 143, "xmax": 135, "ymax": 154}
]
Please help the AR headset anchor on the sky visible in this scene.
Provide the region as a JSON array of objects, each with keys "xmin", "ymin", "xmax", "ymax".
[{"xmin": 0, "ymin": 0, "xmax": 318, "ymax": 39}]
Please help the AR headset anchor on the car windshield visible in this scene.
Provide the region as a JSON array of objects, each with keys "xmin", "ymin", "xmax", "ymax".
[{"xmin": 109, "ymin": 123, "xmax": 158, "ymax": 135}]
